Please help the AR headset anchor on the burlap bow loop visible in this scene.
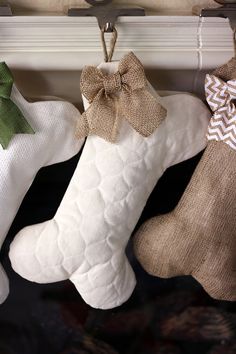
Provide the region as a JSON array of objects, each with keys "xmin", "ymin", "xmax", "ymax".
[
  {"xmin": 205, "ymin": 74, "xmax": 236, "ymax": 118},
  {"xmin": 77, "ymin": 52, "xmax": 167, "ymax": 143},
  {"xmin": 0, "ymin": 62, "xmax": 35, "ymax": 149}
]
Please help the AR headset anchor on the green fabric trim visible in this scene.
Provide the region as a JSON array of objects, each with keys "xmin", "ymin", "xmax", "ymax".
[{"xmin": 0, "ymin": 62, "xmax": 35, "ymax": 149}]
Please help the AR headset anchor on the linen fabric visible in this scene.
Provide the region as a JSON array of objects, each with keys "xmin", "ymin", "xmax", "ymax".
[{"xmin": 133, "ymin": 59, "xmax": 236, "ymax": 301}]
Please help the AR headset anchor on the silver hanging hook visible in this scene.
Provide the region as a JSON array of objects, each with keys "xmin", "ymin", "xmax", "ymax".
[
  {"xmin": 201, "ymin": 0, "xmax": 236, "ymax": 29},
  {"xmin": 0, "ymin": 2, "xmax": 12, "ymax": 16},
  {"xmin": 85, "ymin": 0, "xmax": 112, "ymax": 6},
  {"xmin": 68, "ymin": 0, "xmax": 145, "ymax": 33},
  {"xmin": 104, "ymin": 22, "xmax": 114, "ymax": 33},
  {"xmin": 201, "ymin": 1, "xmax": 236, "ymax": 57}
]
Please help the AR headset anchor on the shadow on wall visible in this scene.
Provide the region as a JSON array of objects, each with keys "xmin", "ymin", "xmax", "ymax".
[{"xmin": 13, "ymin": 68, "xmax": 211, "ymax": 108}]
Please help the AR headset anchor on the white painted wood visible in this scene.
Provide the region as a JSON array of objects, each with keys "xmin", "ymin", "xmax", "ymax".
[{"xmin": 0, "ymin": 15, "xmax": 233, "ymax": 102}]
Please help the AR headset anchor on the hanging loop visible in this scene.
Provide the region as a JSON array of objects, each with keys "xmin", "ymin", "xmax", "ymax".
[{"xmin": 101, "ymin": 26, "xmax": 118, "ymax": 62}]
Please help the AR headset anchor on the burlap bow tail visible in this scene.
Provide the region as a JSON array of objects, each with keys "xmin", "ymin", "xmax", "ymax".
[
  {"xmin": 77, "ymin": 52, "xmax": 167, "ymax": 143},
  {"xmin": 0, "ymin": 62, "xmax": 34, "ymax": 149},
  {"xmin": 205, "ymin": 74, "xmax": 236, "ymax": 150}
]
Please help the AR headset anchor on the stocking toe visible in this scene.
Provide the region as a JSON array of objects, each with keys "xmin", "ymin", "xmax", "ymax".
[
  {"xmin": 10, "ymin": 221, "xmax": 69, "ymax": 283},
  {"xmin": 70, "ymin": 255, "xmax": 136, "ymax": 309},
  {"xmin": 193, "ymin": 269, "xmax": 236, "ymax": 301},
  {"xmin": 134, "ymin": 218, "xmax": 159, "ymax": 275},
  {"xmin": 10, "ymin": 223, "xmax": 47, "ymax": 281},
  {"xmin": 134, "ymin": 214, "xmax": 190, "ymax": 278},
  {"xmin": 134, "ymin": 215, "xmax": 173, "ymax": 277}
]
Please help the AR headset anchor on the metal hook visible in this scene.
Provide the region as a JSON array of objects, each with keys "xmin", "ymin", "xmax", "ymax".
[
  {"xmin": 104, "ymin": 22, "xmax": 114, "ymax": 33},
  {"xmin": 68, "ymin": 0, "xmax": 145, "ymax": 33},
  {"xmin": 201, "ymin": 0, "xmax": 236, "ymax": 29},
  {"xmin": 85, "ymin": 0, "xmax": 112, "ymax": 6},
  {"xmin": 0, "ymin": 2, "xmax": 12, "ymax": 16},
  {"xmin": 201, "ymin": 1, "xmax": 236, "ymax": 57}
]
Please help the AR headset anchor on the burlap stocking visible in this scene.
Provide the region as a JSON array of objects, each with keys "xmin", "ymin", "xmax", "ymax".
[{"xmin": 134, "ymin": 59, "xmax": 236, "ymax": 301}]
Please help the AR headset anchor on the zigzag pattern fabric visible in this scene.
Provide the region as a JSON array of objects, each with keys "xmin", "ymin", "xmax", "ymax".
[{"xmin": 205, "ymin": 74, "xmax": 236, "ymax": 151}]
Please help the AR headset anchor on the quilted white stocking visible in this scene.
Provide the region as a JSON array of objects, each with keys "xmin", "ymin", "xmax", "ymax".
[
  {"xmin": 0, "ymin": 84, "xmax": 84, "ymax": 303},
  {"xmin": 10, "ymin": 58, "xmax": 211, "ymax": 310}
]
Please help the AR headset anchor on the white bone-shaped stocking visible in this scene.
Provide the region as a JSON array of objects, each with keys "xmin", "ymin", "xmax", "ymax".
[
  {"xmin": 10, "ymin": 60, "xmax": 211, "ymax": 309},
  {"xmin": 0, "ymin": 85, "xmax": 84, "ymax": 303}
]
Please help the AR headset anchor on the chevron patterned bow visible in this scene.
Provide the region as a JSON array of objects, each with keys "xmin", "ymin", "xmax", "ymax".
[
  {"xmin": 205, "ymin": 74, "xmax": 236, "ymax": 117},
  {"xmin": 0, "ymin": 62, "xmax": 34, "ymax": 149},
  {"xmin": 205, "ymin": 74, "xmax": 236, "ymax": 151},
  {"xmin": 77, "ymin": 52, "xmax": 167, "ymax": 143}
]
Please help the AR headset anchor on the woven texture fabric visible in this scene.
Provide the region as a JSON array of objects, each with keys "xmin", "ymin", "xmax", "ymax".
[
  {"xmin": 78, "ymin": 52, "xmax": 167, "ymax": 143},
  {"xmin": 9, "ymin": 56, "xmax": 210, "ymax": 310},
  {"xmin": 213, "ymin": 57, "xmax": 236, "ymax": 81},
  {"xmin": 0, "ymin": 84, "xmax": 84, "ymax": 304},
  {"xmin": 133, "ymin": 59, "xmax": 236, "ymax": 301}
]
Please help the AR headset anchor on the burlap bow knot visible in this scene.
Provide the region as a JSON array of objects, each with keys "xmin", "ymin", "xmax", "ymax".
[
  {"xmin": 77, "ymin": 52, "xmax": 167, "ymax": 143},
  {"xmin": 0, "ymin": 62, "xmax": 34, "ymax": 149},
  {"xmin": 205, "ymin": 74, "xmax": 236, "ymax": 119}
]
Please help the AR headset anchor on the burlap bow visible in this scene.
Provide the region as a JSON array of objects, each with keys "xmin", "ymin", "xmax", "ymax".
[
  {"xmin": 77, "ymin": 52, "xmax": 167, "ymax": 143},
  {"xmin": 205, "ymin": 74, "xmax": 236, "ymax": 119},
  {"xmin": 0, "ymin": 62, "xmax": 34, "ymax": 149}
]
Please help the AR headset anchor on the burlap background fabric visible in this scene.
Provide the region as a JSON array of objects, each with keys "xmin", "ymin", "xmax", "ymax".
[{"xmin": 133, "ymin": 59, "xmax": 236, "ymax": 301}]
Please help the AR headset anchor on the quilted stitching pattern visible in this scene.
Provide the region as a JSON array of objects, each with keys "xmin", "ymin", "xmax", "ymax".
[
  {"xmin": 10, "ymin": 63, "xmax": 211, "ymax": 309},
  {"xmin": 0, "ymin": 85, "xmax": 84, "ymax": 304}
]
